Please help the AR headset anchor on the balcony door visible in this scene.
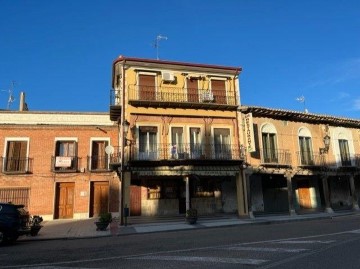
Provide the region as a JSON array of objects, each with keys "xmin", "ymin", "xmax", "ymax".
[
  {"xmin": 262, "ymin": 132, "xmax": 277, "ymax": 163},
  {"xmin": 5, "ymin": 140, "xmax": 27, "ymax": 172},
  {"xmin": 211, "ymin": 79, "xmax": 226, "ymax": 104},
  {"xmin": 139, "ymin": 74, "xmax": 156, "ymax": 101},
  {"xmin": 186, "ymin": 78, "xmax": 199, "ymax": 103},
  {"xmin": 139, "ymin": 126, "xmax": 158, "ymax": 160},
  {"xmin": 91, "ymin": 141, "xmax": 108, "ymax": 170},
  {"xmin": 299, "ymin": 136, "xmax": 313, "ymax": 165},
  {"xmin": 171, "ymin": 127, "xmax": 184, "ymax": 159},
  {"xmin": 339, "ymin": 139, "xmax": 351, "ymax": 166},
  {"xmin": 214, "ymin": 128, "xmax": 231, "ymax": 159},
  {"xmin": 190, "ymin": 127, "xmax": 202, "ymax": 159}
]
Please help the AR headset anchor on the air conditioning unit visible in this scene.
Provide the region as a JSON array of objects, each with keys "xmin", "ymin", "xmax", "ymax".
[
  {"xmin": 202, "ymin": 92, "xmax": 214, "ymax": 102},
  {"xmin": 162, "ymin": 72, "xmax": 175, "ymax": 82}
]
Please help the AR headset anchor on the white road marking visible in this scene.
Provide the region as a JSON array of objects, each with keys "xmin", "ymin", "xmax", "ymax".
[
  {"xmin": 226, "ymin": 246, "xmax": 308, "ymax": 253},
  {"xmin": 277, "ymin": 240, "xmax": 335, "ymax": 244},
  {"xmin": 21, "ymin": 267, "xmax": 96, "ymax": 269},
  {"xmin": 127, "ymin": 255, "xmax": 268, "ymax": 265}
]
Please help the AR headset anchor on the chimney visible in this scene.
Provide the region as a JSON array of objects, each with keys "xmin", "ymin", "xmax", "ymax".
[{"xmin": 19, "ymin": 92, "xmax": 28, "ymax": 111}]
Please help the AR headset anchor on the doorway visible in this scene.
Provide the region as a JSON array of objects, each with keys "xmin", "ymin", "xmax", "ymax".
[
  {"xmin": 90, "ymin": 181, "xmax": 109, "ymax": 217},
  {"xmin": 55, "ymin": 182, "xmax": 74, "ymax": 219}
]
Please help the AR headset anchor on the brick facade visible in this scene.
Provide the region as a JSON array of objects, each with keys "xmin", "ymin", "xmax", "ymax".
[{"xmin": 0, "ymin": 111, "xmax": 120, "ymax": 220}]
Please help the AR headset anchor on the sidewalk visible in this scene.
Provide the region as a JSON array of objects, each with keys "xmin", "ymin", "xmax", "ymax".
[{"xmin": 19, "ymin": 211, "xmax": 358, "ymax": 242}]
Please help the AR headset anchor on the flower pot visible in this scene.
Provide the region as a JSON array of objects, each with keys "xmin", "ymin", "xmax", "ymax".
[
  {"xmin": 95, "ymin": 221, "xmax": 110, "ymax": 231},
  {"xmin": 185, "ymin": 217, "xmax": 197, "ymax": 225},
  {"xmin": 30, "ymin": 225, "xmax": 42, "ymax": 236}
]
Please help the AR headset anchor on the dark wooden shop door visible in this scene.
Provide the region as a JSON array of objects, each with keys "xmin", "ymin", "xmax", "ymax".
[
  {"xmin": 130, "ymin": 185, "xmax": 141, "ymax": 216},
  {"xmin": 90, "ymin": 181, "xmax": 109, "ymax": 217}
]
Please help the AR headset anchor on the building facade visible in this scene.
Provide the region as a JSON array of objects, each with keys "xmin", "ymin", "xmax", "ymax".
[
  {"xmin": 0, "ymin": 111, "xmax": 119, "ymax": 220},
  {"xmin": 109, "ymin": 56, "xmax": 248, "ymax": 219},
  {"xmin": 240, "ymin": 106, "xmax": 360, "ymax": 217}
]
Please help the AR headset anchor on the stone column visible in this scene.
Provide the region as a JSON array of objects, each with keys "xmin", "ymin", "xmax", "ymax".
[
  {"xmin": 285, "ymin": 174, "xmax": 296, "ymax": 215},
  {"xmin": 321, "ymin": 175, "xmax": 334, "ymax": 213},
  {"xmin": 185, "ymin": 176, "xmax": 190, "ymax": 210},
  {"xmin": 236, "ymin": 171, "xmax": 248, "ymax": 217},
  {"xmin": 349, "ymin": 175, "xmax": 359, "ymax": 210}
]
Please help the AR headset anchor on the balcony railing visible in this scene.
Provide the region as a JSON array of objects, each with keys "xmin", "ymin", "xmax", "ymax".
[
  {"xmin": 128, "ymin": 85, "xmax": 237, "ymax": 105},
  {"xmin": 260, "ymin": 149, "xmax": 291, "ymax": 166},
  {"xmin": 109, "ymin": 143, "xmax": 243, "ymax": 163},
  {"xmin": 0, "ymin": 157, "xmax": 33, "ymax": 174},
  {"xmin": 355, "ymin": 154, "xmax": 360, "ymax": 167},
  {"xmin": 87, "ymin": 156, "xmax": 110, "ymax": 171},
  {"xmin": 51, "ymin": 156, "xmax": 80, "ymax": 172},
  {"xmin": 296, "ymin": 151, "xmax": 326, "ymax": 166},
  {"xmin": 337, "ymin": 154, "xmax": 359, "ymax": 167},
  {"xmin": 110, "ymin": 86, "xmax": 237, "ymax": 107}
]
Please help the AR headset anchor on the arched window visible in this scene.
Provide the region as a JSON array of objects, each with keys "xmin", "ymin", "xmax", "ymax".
[
  {"xmin": 261, "ymin": 124, "xmax": 278, "ymax": 163},
  {"xmin": 298, "ymin": 127, "xmax": 313, "ymax": 165},
  {"xmin": 338, "ymin": 133, "xmax": 351, "ymax": 166}
]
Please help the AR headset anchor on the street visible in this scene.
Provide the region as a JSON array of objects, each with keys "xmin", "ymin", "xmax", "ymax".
[{"xmin": 2, "ymin": 214, "xmax": 360, "ymax": 268}]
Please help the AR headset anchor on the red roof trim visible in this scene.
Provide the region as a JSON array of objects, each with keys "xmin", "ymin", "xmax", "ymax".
[{"xmin": 113, "ymin": 55, "xmax": 242, "ymax": 72}]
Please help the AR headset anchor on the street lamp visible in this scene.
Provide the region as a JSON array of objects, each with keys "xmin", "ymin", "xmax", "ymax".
[
  {"xmin": 320, "ymin": 134, "xmax": 331, "ymax": 154},
  {"xmin": 120, "ymin": 119, "xmax": 130, "ymax": 225}
]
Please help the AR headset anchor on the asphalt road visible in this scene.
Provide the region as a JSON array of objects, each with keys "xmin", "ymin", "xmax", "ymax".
[{"xmin": 2, "ymin": 214, "xmax": 360, "ymax": 269}]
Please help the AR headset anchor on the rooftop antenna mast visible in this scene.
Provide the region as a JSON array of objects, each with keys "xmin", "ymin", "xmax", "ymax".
[
  {"xmin": 2, "ymin": 81, "xmax": 16, "ymax": 110},
  {"xmin": 296, "ymin": 95, "xmax": 308, "ymax": 113},
  {"xmin": 154, "ymin": 34, "xmax": 168, "ymax": 60}
]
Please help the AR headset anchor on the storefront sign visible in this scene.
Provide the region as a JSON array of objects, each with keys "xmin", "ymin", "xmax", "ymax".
[{"xmin": 244, "ymin": 113, "xmax": 256, "ymax": 152}]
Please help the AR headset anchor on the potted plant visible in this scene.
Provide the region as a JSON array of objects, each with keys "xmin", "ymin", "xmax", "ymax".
[
  {"xmin": 185, "ymin": 208, "xmax": 198, "ymax": 224},
  {"xmin": 95, "ymin": 212, "xmax": 112, "ymax": 231}
]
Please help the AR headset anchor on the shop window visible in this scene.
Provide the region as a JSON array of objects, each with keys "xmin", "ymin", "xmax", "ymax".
[
  {"xmin": 147, "ymin": 180, "xmax": 161, "ymax": 199},
  {"xmin": 193, "ymin": 178, "xmax": 215, "ymax": 197}
]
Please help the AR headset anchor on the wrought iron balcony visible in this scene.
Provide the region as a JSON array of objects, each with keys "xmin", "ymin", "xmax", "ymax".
[
  {"xmin": 110, "ymin": 86, "xmax": 238, "ymax": 111},
  {"xmin": 296, "ymin": 151, "xmax": 326, "ymax": 167},
  {"xmin": 0, "ymin": 157, "xmax": 33, "ymax": 174},
  {"xmin": 260, "ymin": 149, "xmax": 291, "ymax": 166},
  {"xmin": 51, "ymin": 156, "xmax": 80, "ymax": 172},
  {"xmin": 355, "ymin": 154, "xmax": 360, "ymax": 167},
  {"xmin": 87, "ymin": 155, "xmax": 110, "ymax": 171},
  {"xmin": 337, "ymin": 154, "xmax": 356, "ymax": 167},
  {"xmin": 109, "ymin": 143, "xmax": 244, "ymax": 165}
]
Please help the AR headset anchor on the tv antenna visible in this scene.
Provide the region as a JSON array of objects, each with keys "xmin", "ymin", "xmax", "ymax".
[
  {"xmin": 154, "ymin": 34, "xmax": 168, "ymax": 60},
  {"xmin": 296, "ymin": 95, "xmax": 308, "ymax": 113},
  {"xmin": 1, "ymin": 81, "xmax": 16, "ymax": 110}
]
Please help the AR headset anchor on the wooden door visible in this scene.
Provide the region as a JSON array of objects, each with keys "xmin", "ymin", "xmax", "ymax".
[
  {"xmin": 186, "ymin": 78, "xmax": 199, "ymax": 102},
  {"xmin": 130, "ymin": 185, "xmax": 141, "ymax": 216},
  {"xmin": 298, "ymin": 181, "xmax": 312, "ymax": 209},
  {"xmin": 211, "ymin": 79, "xmax": 226, "ymax": 104},
  {"xmin": 90, "ymin": 182, "xmax": 109, "ymax": 217},
  {"xmin": 139, "ymin": 74, "xmax": 156, "ymax": 101},
  {"xmin": 55, "ymin": 183, "xmax": 74, "ymax": 219}
]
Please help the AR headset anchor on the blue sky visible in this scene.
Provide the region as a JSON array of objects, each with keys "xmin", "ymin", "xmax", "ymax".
[{"xmin": 1, "ymin": 1, "xmax": 360, "ymax": 119}]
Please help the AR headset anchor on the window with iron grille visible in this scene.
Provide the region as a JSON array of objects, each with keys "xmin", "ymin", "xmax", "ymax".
[{"xmin": 0, "ymin": 188, "xmax": 30, "ymax": 208}]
